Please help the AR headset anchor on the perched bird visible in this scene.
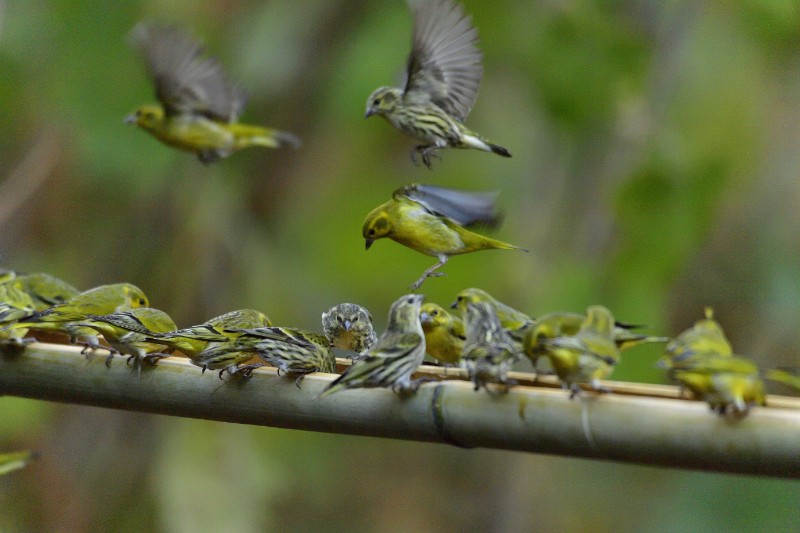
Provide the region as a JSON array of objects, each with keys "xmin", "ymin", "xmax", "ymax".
[
  {"xmin": 665, "ymin": 353, "xmax": 766, "ymax": 417},
  {"xmin": 419, "ymin": 302, "xmax": 465, "ymax": 366},
  {"xmin": 456, "ymin": 299, "xmax": 519, "ymax": 392},
  {"xmin": 318, "ymin": 294, "xmax": 427, "ymax": 398},
  {"xmin": 79, "ymin": 307, "xmax": 178, "ymax": 368},
  {"xmin": 205, "ymin": 326, "xmax": 337, "ymax": 385},
  {"xmin": 3, "ymin": 283, "xmax": 149, "ymax": 351},
  {"xmin": 452, "ymin": 288, "xmax": 533, "ymax": 348},
  {"xmin": 538, "ymin": 305, "xmax": 621, "ymax": 398},
  {"xmin": 321, "ymin": 302, "xmax": 377, "ymax": 358},
  {"xmin": 126, "ymin": 23, "xmax": 299, "ymax": 164},
  {"xmin": 0, "ymin": 283, "xmax": 37, "ymax": 351},
  {"xmin": 365, "ymin": 0, "xmax": 510, "ymax": 167},
  {"xmin": 144, "ymin": 309, "xmax": 272, "ymax": 368},
  {"xmin": 6, "ymin": 272, "xmax": 80, "ymax": 311},
  {"xmin": 662, "ymin": 307, "xmax": 733, "ymax": 366},
  {"xmin": 525, "ymin": 311, "xmax": 668, "ymax": 369},
  {"xmin": 363, "ymin": 184, "xmax": 525, "ymax": 290}
]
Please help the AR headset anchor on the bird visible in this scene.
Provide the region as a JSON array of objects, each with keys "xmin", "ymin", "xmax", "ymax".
[
  {"xmin": 525, "ymin": 310, "xmax": 669, "ymax": 369},
  {"xmin": 365, "ymin": 0, "xmax": 510, "ymax": 167},
  {"xmin": 419, "ymin": 302, "xmax": 465, "ymax": 366},
  {"xmin": 455, "ymin": 298, "xmax": 519, "ymax": 392},
  {"xmin": 363, "ymin": 184, "xmax": 525, "ymax": 290},
  {"xmin": 318, "ymin": 294, "xmax": 427, "ymax": 398},
  {"xmin": 0, "ymin": 283, "xmax": 37, "ymax": 352},
  {"xmin": 537, "ymin": 305, "xmax": 621, "ymax": 398},
  {"xmin": 664, "ymin": 353, "xmax": 766, "ymax": 417},
  {"xmin": 321, "ymin": 302, "xmax": 378, "ymax": 359},
  {"xmin": 451, "ymin": 288, "xmax": 533, "ymax": 349},
  {"xmin": 5, "ymin": 272, "xmax": 80, "ymax": 311},
  {"xmin": 3, "ymin": 283, "xmax": 149, "ymax": 351},
  {"xmin": 79, "ymin": 307, "xmax": 178, "ymax": 369},
  {"xmin": 143, "ymin": 309, "xmax": 272, "ymax": 369},
  {"xmin": 204, "ymin": 326, "xmax": 337, "ymax": 385},
  {"xmin": 126, "ymin": 23, "xmax": 299, "ymax": 163},
  {"xmin": 662, "ymin": 307, "xmax": 733, "ymax": 365}
]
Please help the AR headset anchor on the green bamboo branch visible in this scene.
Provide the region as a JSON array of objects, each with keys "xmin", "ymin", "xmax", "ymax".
[{"xmin": 2, "ymin": 343, "xmax": 799, "ymax": 478}]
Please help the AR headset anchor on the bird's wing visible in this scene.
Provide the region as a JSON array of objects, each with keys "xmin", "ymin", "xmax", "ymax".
[
  {"xmin": 402, "ymin": 0, "xmax": 482, "ymax": 121},
  {"xmin": 130, "ymin": 23, "xmax": 247, "ymax": 122},
  {"xmin": 398, "ymin": 183, "xmax": 500, "ymax": 227},
  {"xmin": 86, "ymin": 312, "xmax": 153, "ymax": 334}
]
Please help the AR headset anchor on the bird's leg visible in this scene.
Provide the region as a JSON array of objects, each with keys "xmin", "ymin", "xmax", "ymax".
[
  {"xmin": 410, "ymin": 256, "xmax": 448, "ymax": 291},
  {"xmin": 410, "ymin": 145, "xmax": 441, "ymax": 168},
  {"xmin": 141, "ymin": 352, "xmax": 170, "ymax": 366}
]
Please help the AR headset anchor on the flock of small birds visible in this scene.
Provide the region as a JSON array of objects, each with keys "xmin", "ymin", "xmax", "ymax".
[
  {"xmin": 2, "ymin": 0, "xmax": 798, "ymax": 420},
  {"xmin": 1, "ymin": 269, "xmax": 798, "ymax": 418}
]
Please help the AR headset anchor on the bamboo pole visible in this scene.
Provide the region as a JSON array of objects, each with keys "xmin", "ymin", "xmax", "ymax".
[{"xmin": 2, "ymin": 343, "xmax": 799, "ymax": 478}]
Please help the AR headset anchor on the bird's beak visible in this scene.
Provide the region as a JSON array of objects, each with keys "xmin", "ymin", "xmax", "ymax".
[
  {"xmin": 449, "ymin": 300, "xmax": 458, "ymax": 309},
  {"xmin": 365, "ymin": 239, "xmax": 374, "ymax": 250},
  {"xmin": 124, "ymin": 114, "xmax": 137, "ymax": 124},
  {"xmin": 364, "ymin": 108, "xmax": 375, "ymax": 119},
  {"xmin": 419, "ymin": 312, "xmax": 430, "ymax": 323},
  {"xmin": 344, "ymin": 320, "xmax": 352, "ymax": 331}
]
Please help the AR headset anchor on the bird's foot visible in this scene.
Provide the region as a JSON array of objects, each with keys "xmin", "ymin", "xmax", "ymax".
[{"xmin": 410, "ymin": 145, "xmax": 441, "ymax": 168}]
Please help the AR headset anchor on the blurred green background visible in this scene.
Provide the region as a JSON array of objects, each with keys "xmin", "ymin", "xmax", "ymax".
[{"xmin": 2, "ymin": 0, "xmax": 800, "ymax": 530}]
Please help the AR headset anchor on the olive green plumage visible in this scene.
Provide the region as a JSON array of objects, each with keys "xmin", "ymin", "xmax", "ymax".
[{"xmin": 363, "ymin": 184, "xmax": 525, "ymax": 290}]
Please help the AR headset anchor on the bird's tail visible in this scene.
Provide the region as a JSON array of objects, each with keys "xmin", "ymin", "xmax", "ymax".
[
  {"xmin": 487, "ymin": 142, "xmax": 511, "ymax": 158},
  {"xmin": 231, "ymin": 124, "xmax": 302, "ymax": 150}
]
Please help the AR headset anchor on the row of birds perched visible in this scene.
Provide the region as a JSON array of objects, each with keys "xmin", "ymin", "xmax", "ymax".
[
  {"xmin": 1, "ymin": 269, "xmax": 798, "ymax": 416},
  {"xmin": 124, "ymin": 0, "xmax": 526, "ymax": 291}
]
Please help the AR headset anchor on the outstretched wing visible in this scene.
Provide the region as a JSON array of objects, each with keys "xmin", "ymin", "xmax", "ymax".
[
  {"xmin": 398, "ymin": 183, "xmax": 501, "ymax": 227},
  {"xmin": 130, "ymin": 23, "xmax": 247, "ymax": 122},
  {"xmin": 403, "ymin": 0, "xmax": 483, "ymax": 121}
]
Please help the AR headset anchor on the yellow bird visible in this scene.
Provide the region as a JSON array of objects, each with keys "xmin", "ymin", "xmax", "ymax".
[
  {"xmin": 126, "ymin": 23, "xmax": 300, "ymax": 163},
  {"xmin": 662, "ymin": 307, "xmax": 733, "ymax": 365},
  {"xmin": 79, "ymin": 307, "xmax": 178, "ymax": 369},
  {"xmin": 665, "ymin": 353, "xmax": 765, "ymax": 417},
  {"xmin": 525, "ymin": 310, "xmax": 668, "ymax": 369},
  {"xmin": 419, "ymin": 302, "xmax": 465, "ymax": 366},
  {"xmin": 538, "ymin": 305, "xmax": 621, "ymax": 398},
  {"xmin": 452, "ymin": 287, "xmax": 533, "ymax": 348},
  {"xmin": 5, "ymin": 272, "xmax": 80, "ymax": 311},
  {"xmin": 4, "ymin": 283, "xmax": 149, "ymax": 351},
  {"xmin": 0, "ymin": 283, "xmax": 37, "ymax": 352},
  {"xmin": 363, "ymin": 184, "xmax": 526, "ymax": 290},
  {"xmin": 144, "ymin": 309, "xmax": 272, "ymax": 369}
]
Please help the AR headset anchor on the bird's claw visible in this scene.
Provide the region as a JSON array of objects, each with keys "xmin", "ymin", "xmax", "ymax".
[{"xmin": 410, "ymin": 146, "xmax": 441, "ymax": 169}]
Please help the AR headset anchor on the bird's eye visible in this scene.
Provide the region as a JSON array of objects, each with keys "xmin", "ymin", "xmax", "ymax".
[
  {"xmin": 352, "ymin": 316, "xmax": 359, "ymax": 322},
  {"xmin": 432, "ymin": 310, "xmax": 438, "ymax": 316},
  {"xmin": 368, "ymin": 229, "xmax": 376, "ymax": 236},
  {"xmin": 138, "ymin": 298, "xmax": 146, "ymax": 305},
  {"xmin": 373, "ymin": 99, "xmax": 380, "ymax": 106}
]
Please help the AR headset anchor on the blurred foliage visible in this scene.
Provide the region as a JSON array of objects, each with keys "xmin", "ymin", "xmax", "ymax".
[{"xmin": 2, "ymin": 0, "xmax": 800, "ymax": 531}]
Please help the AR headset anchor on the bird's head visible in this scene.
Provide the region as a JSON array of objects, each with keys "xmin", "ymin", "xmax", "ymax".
[
  {"xmin": 121, "ymin": 283, "xmax": 150, "ymax": 310},
  {"xmin": 419, "ymin": 303, "xmax": 449, "ymax": 331},
  {"xmin": 362, "ymin": 209, "xmax": 394, "ymax": 249},
  {"xmin": 322, "ymin": 303, "xmax": 376, "ymax": 352},
  {"xmin": 365, "ymin": 87, "xmax": 402, "ymax": 118},
  {"xmin": 124, "ymin": 105, "xmax": 164, "ymax": 131},
  {"xmin": 386, "ymin": 294, "xmax": 426, "ymax": 331},
  {"xmin": 450, "ymin": 288, "xmax": 484, "ymax": 314}
]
